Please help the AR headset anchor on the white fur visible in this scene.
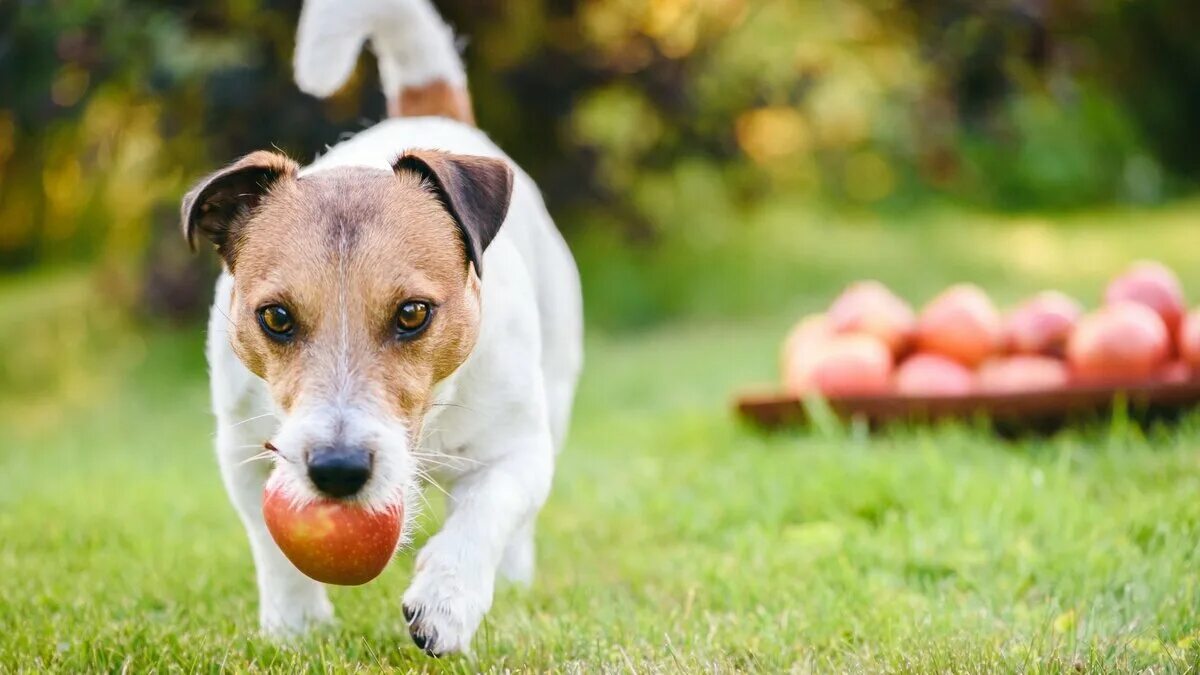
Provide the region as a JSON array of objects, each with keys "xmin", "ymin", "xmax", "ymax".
[
  {"xmin": 210, "ymin": 117, "xmax": 583, "ymax": 653},
  {"xmin": 294, "ymin": 0, "xmax": 467, "ymax": 109},
  {"xmin": 211, "ymin": 2, "xmax": 583, "ymax": 654}
]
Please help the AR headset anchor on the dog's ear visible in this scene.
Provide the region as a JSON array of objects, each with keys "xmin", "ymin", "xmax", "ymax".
[
  {"xmin": 393, "ymin": 150, "xmax": 514, "ymax": 276},
  {"xmin": 181, "ymin": 150, "xmax": 300, "ymax": 265}
]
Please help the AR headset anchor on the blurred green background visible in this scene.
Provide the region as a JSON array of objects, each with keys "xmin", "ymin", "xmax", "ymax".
[{"xmin": 3, "ymin": 0, "xmax": 1200, "ymax": 418}]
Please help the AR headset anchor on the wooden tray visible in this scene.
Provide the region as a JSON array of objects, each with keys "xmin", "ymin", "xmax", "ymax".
[{"xmin": 736, "ymin": 377, "xmax": 1200, "ymax": 434}]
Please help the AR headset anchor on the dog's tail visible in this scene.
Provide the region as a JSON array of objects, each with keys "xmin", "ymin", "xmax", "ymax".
[{"xmin": 293, "ymin": 0, "xmax": 473, "ymax": 124}]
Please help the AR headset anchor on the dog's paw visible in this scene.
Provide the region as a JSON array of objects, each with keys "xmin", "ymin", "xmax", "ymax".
[
  {"xmin": 401, "ymin": 537, "xmax": 493, "ymax": 656},
  {"xmin": 260, "ymin": 594, "xmax": 335, "ymax": 641}
]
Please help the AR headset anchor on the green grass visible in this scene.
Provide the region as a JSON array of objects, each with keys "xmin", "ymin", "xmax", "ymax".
[{"xmin": 6, "ymin": 204, "xmax": 1200, "ymax": 671}]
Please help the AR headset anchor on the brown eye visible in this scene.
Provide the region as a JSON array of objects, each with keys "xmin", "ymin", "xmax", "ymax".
[
  {"xmin": 395, "ymin": 300, "xmax": 432, "ymax": 338},
  {"xmin": 257, "ymin": 305, "xmax": 296, "ymax": 340}
]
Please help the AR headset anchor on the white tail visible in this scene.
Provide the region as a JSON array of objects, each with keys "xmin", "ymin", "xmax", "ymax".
[{"xmin": 294, "ymin": 0, "xmax": 466, "ymax": 113}]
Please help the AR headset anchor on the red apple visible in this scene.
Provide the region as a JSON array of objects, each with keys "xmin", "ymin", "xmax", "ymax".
[
  {"xmin": 827, "ymin": 280, "xmax": 916, "ymax": 355},
  {"xmin": 263, "ymin": 475, "xmax": 402, "ymax": 586},
  {"xmin": 1067, "ymin": 302, "xmax": 1170, "ymax": 384},
  {"xmin": 916, "ymin": 284, "xmax": 1002, "ymax": 366},
  {"xmin": 977, "ymin": 355, "xmax": 1070, "ymax": 393},
  {"xmin": 1158, "ymin": 360, "xmax": 1192, "ymax": 384},
  {"xmin": 1105, "ymin": 260, "xmax": 1185, "ymax": 333},
  {"xmin": 1003, "ymin": 291, "xmax": 1083, "ymax": 356},
  {"xmin": 784, "ymin": 333, "xmax": 893, "ymax": 396},
  {"xmin": 1178, "ymin": 308, "xmax": 1200, "ymax": 369},
  {"xmin": 780, "ymin": 313, "xmax": 834, "ymax": 379},
  {"xmin": 893, "ymin": 353, "xmax": 974, "ymax": 396}
]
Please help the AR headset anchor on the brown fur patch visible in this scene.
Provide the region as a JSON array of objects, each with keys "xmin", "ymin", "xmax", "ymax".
[
  {"xmin": 181, "ymin": 151, "xmax": 301, "ymax": 260},
  {"xmin": 393, "ymin": 151, "xmax": 513, "ymax": 276},
  {"xmin": 391, "ymin": 80, "xmax": 474, "ymax": 125},
  {"xmin": 227, "ymin": 166, "xmax": 481, "ymax": 425}
]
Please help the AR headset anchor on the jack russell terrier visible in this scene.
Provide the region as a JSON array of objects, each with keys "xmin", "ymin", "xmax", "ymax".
[{"xmin": 182, "ymin": 0, "xmax": 583, "ymax": 656}]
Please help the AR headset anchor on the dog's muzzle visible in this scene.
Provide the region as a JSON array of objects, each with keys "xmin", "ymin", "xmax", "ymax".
[{"xmin": 307, "ymin": 445, "xmax": 373, "ymax": 498}]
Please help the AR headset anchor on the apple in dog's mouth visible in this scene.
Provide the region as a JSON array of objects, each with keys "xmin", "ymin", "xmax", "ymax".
[{"xmin": 262, "ymin": 475, "xmax": 402, "ymax": 586}]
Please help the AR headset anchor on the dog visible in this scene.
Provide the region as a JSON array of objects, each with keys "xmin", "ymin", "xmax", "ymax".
[{"xmin": 182, "ymin": 0, "xmax": 582, "ymax": 656}]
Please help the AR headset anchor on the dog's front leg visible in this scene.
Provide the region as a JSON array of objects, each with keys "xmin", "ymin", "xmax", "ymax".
[
  {"xmin": 216, "ymin": 424, "xmax": 334, "ymax": 638},
  {"xmin": 402, "ymin": 432, "xmax": 553, "ymax": 656}
]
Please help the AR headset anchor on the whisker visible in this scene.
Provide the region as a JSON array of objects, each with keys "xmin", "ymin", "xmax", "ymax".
[
  {"xmin": 409, "ymin": 449, "xmax": 471, "ymax": 471},
  {"xmin": 429, "ymin": 402, "xmax": 473, "ymax": 412},
  {"xmin": 237, "ymin": 451, "xmax": 276, "ymax": 467},
  {"xmin": 228, "ymin": 412, "xmax": 277, "ymax": 428},
  {"xmin": 267, "ymin": 450, "xmax": 297, "ymax": 465},
  {"xmin": 413, "ymin": 457, "xmax": 478, "ymax": 475},
  {"xmin": 409, "ymin": 518, "xmax": 431, "ymax": 541},
  {"xmin": 409, "ymin": 451, "xmax": 461, "ymax": 465},
  {"xmin": 414, "ymin": 491, "xmax": 435, "ymax": 517},
  {"xmin": 403, "ymin": 479, "xmax": 437, "ymax": 520},
  {"xmin": 411, "ymin": 449, "xmax": 482, "ymax": 464},
  {"xmin": 414, "ymin": 470, "xmax": 451, "ymax": 499},
  {"xmin": 412, "ymin": 423, "xmax": 442, "ymax": 448},
  {"xmin": 213, "ymin": 304, "xmax": 237, "ymax": 331},
  {"xmin": 411, "ymin": 451, "xmax": 483, "ymax": 469}
]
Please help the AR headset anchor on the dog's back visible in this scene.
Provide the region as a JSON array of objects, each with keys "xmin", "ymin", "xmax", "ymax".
[{"xmin": 294, "ymin": 0, "xmax": 584, "ymax": 449}]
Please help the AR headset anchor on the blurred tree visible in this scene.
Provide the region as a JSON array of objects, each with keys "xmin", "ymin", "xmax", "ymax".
[
  {"xmin": 1086, "ymin": 0, "xmax": 1200, "ymax": 178},
  {"xmin": 1, "ymin": 0, "xmax": 1197, "ymax": 319}
]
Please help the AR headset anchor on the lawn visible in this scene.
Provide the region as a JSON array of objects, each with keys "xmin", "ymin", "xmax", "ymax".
[{"xmin": 4, "ymin": 204, "xmax": 1200, "ymax": 672}]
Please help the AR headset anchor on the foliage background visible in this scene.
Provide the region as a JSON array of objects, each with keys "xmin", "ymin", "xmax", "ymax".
[{"xmin": 2, "ymin": 0, "xmax": 1200, "ymax": 412}]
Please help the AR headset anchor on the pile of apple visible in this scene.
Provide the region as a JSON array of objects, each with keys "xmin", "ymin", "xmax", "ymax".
[{"xmin": 782, "ymin": 261, "xmax": 1200, "ymax": 398}]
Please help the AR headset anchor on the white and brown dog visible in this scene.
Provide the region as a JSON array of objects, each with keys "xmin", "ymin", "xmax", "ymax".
[{"xmin": 182, "ymin": 0, "xmax": 582, "ymax": 656}]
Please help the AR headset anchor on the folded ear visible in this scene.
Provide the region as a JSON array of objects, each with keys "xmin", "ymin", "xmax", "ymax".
[
  {"xmin": 181, "ymin": 150, "xmax": 300, "ymax": 265},
  {"xmin": 393, "ymin": 150, "xmax": 514, "ymax": 276}
]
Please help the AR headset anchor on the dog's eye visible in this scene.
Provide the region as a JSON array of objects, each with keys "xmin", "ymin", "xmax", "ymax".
[
  {"xmin": 257, "ymin": 305, "xmax": 296, "ymax": 340},
  {"xmin": 395, "ymin": 300, "xmax": 432, "ymax": 338}
]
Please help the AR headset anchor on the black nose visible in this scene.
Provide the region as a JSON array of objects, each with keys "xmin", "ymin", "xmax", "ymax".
[{"xmin": 306, "ymin": 445, "xmax": 372, "ymax": 498}]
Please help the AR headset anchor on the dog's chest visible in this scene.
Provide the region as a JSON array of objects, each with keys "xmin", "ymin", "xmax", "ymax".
[{"xmin": 413, "ymin": 376, "xmax": 483, "ymax": 476}]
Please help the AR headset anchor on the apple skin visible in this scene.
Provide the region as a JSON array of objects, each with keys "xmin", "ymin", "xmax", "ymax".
[
  {"xmin": 1158, "ymin": 360, "xmax": 1192, "ymax": 384},
  {"xmin": 1003, "ymin": 291, "xmax": 1083, "ymax": 357},
  {"xmin": 827, "ymin": 280, "xmax": 916, "ymax": 356},
  {"xmin": 263, "ymin": 480, "xmax": 402, "ymax": 586},
  {"xmin": 784, "ymin": 333, "xmax": 893, "ymax": 397},
  {"xmin": 1067, "ymin": 302, "xmax": 1170, "ymax": 384},
  {"xmin": 1178, "ymin": 308, "xmax": 1200, "ymax": 369},
  {"xmin": 893, "ymin": 353, "xmax": 975, "ymax": 396},
  {"xmin": 977, "ymin": 355, "xmax": 1070, "ymax": 393},
  {"xmin": 916, "ymin": 284, "xmax": 1002, "ymax": 367},
  {"xmin": 1104, "ymin": 260, "xmax": 1185, "ymax": 333},
  {"xmin": 780, "ymin": 313, "xmax": 835, "ymax": 381}
]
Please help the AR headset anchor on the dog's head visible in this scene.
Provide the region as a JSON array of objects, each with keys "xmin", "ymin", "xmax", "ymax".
[{"xmin": 182, "ymin": 149, "xmax": 513, "ymax": 510}]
